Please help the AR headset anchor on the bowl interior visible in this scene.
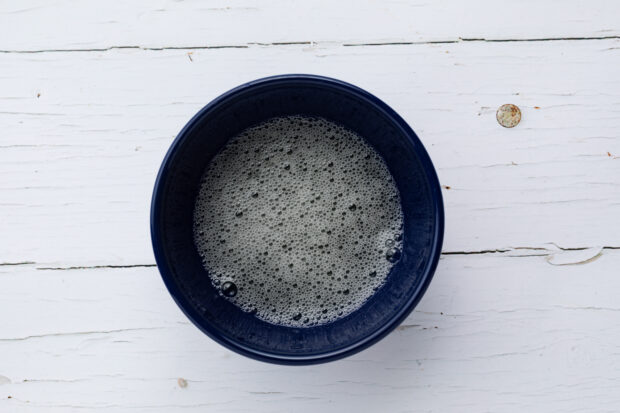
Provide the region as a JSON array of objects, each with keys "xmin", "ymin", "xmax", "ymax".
[{"xmin": 151, "ymin": 76, "xmax": 443, "ymax": 364}]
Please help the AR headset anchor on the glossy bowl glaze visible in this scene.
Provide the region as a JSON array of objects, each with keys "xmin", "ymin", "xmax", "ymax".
[{"xmin": 151, "ymin": 75, "xmax": 444, "ymax": 364}]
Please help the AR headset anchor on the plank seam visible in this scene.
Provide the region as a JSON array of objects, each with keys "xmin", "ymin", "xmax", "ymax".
[{"xmin": 1, "ymin": 36, "xmax": 619, "ymax": 54}]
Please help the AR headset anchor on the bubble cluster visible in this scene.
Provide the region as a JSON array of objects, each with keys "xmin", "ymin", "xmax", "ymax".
[{"xmin": 193, "ymin": 116, "xmax": 403, "ymax": 327}]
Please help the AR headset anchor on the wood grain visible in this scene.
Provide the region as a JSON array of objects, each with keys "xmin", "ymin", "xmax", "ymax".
[
  {"xmin": 1, "ymin": 40, "xmax": 619, "ymax": 266},
  {"xmin": 1, "ymin": 251, "xmax": 620, "ymax": 411},
  {"xmin": 1, "ymin": 0, "xmax": 619, "ymax": 51},
  {"xmin": 1, "ymin": 2, "xmax": 620, "ymax": 411}
]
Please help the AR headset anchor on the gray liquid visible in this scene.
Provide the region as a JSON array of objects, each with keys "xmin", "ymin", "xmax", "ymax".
[{"xmin": 193, "ymin": 116, "xmax": 403, "ymax": 327}]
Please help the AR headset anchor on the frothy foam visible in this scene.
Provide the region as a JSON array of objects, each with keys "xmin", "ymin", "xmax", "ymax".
[{"xmin": 193, "ymin": 116, "xmax": 403, "ymax": 327}]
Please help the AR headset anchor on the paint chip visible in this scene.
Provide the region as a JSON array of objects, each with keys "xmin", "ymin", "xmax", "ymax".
[
  {"xmin": 546, "ymin": 246, "xmax": 603, "ymax": 266},
  {"xmin": 178, "ymin": 377, "xmax": 188, "ymax": 388}
]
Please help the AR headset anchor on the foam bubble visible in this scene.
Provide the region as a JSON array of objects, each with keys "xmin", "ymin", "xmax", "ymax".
[{"xmin": 193, "ymin": 116, "xmax": 403, "ymax": 327}]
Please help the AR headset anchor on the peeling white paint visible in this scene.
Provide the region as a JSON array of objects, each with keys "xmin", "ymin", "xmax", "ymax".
[
  {"xmin": 1, "ymin": 1, "xmax": 620, "ymax": 411},
  {"xmin": 546, "ymin": 246, "xmax": 604, "ymax": 266}
]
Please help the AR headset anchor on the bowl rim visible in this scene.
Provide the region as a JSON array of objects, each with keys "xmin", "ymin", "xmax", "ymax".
[{"xmin": 151, "ymin": 74, "xmax": 444, "ymax": 365}]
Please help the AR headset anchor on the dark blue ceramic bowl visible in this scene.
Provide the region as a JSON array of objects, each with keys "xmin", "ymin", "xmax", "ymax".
[{"xmin": 151, "ymin": 75, "xmax": 444, "ymax": 365}]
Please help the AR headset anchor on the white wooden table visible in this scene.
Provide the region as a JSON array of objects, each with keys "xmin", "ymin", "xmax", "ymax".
[{"xmin": 1, "ymin": 1, "xmax": 620, "ymax": 411}]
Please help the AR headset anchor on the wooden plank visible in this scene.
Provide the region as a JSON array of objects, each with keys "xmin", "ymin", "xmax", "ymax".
[
  {"xmin": 1, "ymin": 0, "xmax": 619, "ymax": 51},
  {"xmin": 1, "ymin": 40, "xmax": 619, "ymax": 266},
  {"xmin": 2, "ymin": 2, "xmax": 619, "ymax": 411},
  {"xmin": 1, "ymin": 251, "xmax": 619, "ymax": 411}
]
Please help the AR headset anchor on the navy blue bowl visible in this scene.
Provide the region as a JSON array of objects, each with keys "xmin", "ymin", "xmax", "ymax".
[{"xmin": 151, "ymin": 75, "xmax": 444, "ymax": 365}]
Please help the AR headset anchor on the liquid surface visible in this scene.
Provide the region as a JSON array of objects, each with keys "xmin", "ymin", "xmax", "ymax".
[{"xmin": 193, "ymin": 116, "xmax": 403, "ymax": 327}]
